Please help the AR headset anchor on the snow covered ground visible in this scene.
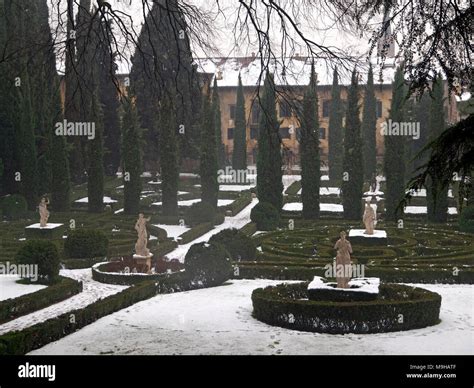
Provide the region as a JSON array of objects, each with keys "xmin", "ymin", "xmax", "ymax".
[
  {"xmin": 297, "ymin": 187, "xmax": 341, "ymax": 196},
  {"xmin": 283, "ymin": 202, "xmax": 343, "ymax": 212},
  {"xmin": 166, "ymin": 199, "xmax": 258, "ymax": 262},
  {"xmin": 153, "ymin": 224, "xmax": 190, "ymax": 240},
  {"xmin": 30, "ymin": 280, "xmax": 474, "ymax": 355},
  {"xmin": 0, "ymin": 276, "xmax": 46, "ymax": 301},
  {"xmin": 0, "ymin": 269, "xmax": 127, "ymax": 335},
  {"xmin": 151, "ymin": 199, "xmax": 234, "ymax": 207},
  {"xmin": 75, "ymin": 196, "xmax": 118, "ymax": 204},
  {"xmin": 405, "ymin": 206, "xmax": 458, "ymax": 215},
  {"xmin": 219, "ymin": 185, "xmax": 255, "ymax": 192}
]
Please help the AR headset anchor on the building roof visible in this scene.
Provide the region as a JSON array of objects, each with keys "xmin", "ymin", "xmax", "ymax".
[{"xmin": 194, "ymin": 56, "xmax": 398, "ymax": 87}]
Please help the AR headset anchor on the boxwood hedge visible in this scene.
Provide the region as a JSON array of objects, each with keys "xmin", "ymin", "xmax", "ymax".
[{"xmin": 252, "ymin": 282, "xmax": 441, "ymax": 334}]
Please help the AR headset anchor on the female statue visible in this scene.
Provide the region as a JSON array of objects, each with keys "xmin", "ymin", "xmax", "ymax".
[
  {"xmin": 135, "ymin": 213, "xmax": 151, "ymax": 257},
  {"xmin": 334, "ymin": 231, "xmax": 353, "ymax": 288},
  {"xmin": 39, "ymin": 197, "xmax": 50, "ymax": 227}
]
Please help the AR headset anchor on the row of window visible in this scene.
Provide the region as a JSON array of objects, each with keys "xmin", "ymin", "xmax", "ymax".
[
  {"xmin": 229, "ymin": 100, "xmax": 383, "ymax": 120},
  {"xmin": 226, "ymin": 127, "xmax": 327, "ymax": 141}
]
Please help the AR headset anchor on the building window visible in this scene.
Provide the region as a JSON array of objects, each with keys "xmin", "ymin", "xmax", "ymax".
[
  {"xmin": 322, "ymin": 100, "xmax": 331, "ymax": 117},
  {"xmin": 376, "ymin": 100, "xmax": 383, "ymax": 118},
  {"xmin": 250, "ymin": 126, "xmax": 259, "ymax": 139},
  {"xmin": 229, "ymin": 104, "xmax": 236, "ymax": 120},
  {"xmin": 227, "ymin": 128, "xmax": 234, "ymax": 140},
  {"xmin": 251, "ymin": 103, "xmax": 260, "ymax": 124},
  {"xmin": 280, "ymin": 127, "xmax": 291, "ymax": 139},
  {"xmin": 279, "ymin": 100, "xmax": 292, "ymax": 118},
  {"xmin": 319, "ymin": 127, "xmax": 326, "ymax": 139}
]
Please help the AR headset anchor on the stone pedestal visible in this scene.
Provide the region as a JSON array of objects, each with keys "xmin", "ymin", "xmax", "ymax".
[
  {"xmin": 348, "ymin": 229, "xmax": 387, "ymax": 246},
  {"xmin": 25, "ymin": 223, "xmax": 65, "ymax": 240},
  {"xmin": 133, "ymin": 254, "xmax": 153, "ymax": 273}
]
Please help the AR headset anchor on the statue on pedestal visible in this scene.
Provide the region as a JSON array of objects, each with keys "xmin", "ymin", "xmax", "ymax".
[
  {"xmin": 363, "ymin": 201, "xmax": 376, "ymax": 235},
  {"xmin": 334, "ymin": 231, "xmax": 353, "ymax": 289},
  {"xmin": 39, "ymin": 197, "xmax": 50, "ymax": 227},
  {"xmin": 134, "ymin": 213, "xmax": 151, "ymax": 257}
]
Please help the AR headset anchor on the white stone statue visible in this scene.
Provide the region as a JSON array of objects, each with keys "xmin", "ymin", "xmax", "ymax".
[
  {"xmin": 134, "ymin": 213, "xmax": 151, "ymax": 257},
  {"xmin": 363, "ymin": 201, "xmax": 376, "ymax": 235},
  {"xmin": 334, "ymin": 231, "xmax": 353, "ymax": 289},
  {"xmin": 39, "ymin": 197, "xmax": 50, "ymax": 227}
]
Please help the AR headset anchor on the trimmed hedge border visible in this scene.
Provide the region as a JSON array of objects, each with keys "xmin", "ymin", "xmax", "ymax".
[
  {"xmin": 92, "ymin": 262, "xmax": 185, "ymax": 286},
  {"xmin": 223, "ymin": 193, "xmax": 252, "ymax": 216},
  {"xmin": 232, "ymin": 264, "xmax": 474, "ymax": 284},
  {"xmin": 61, "ymin": 256, "xmax": 106, "ymax": 269},
  {"xmin": 0, "ymin": 276, "xmax": 83, "ymax": 324},
  {"xmin": 252, "ymin": 282, "xmax": 441, "ymax": 334},
  {"xmin": 178, "ymin": 222, "xmax": 214, "ymax": 245},
  {"xmin": 0, "ymin": 270, "xmax": 229, "ymax": 355}
]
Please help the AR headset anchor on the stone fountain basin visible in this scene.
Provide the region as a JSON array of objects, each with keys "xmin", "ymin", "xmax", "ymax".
[{"xmin": 307, "ymin": 276, "xmax": 380, "ymax": 302}]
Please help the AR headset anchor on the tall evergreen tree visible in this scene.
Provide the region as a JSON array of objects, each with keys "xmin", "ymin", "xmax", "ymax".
[
  {"xmin": 256, "ymin": 72, "xmax": 283, "ymax": 211},
  {"xmin": 426, "ymin": 75, "xmax": 448, "ymax": 222},
  {"xmin": 342, "ymin": 69, "xmax": 364, "ymax": 220},
  {"xmin": 300, "ymin": 64, "xmax": 320, "ymax": 219},
  {"xmin": 200, "ymin": 89, "xmax": 219, "ymax": 208},
  {"xmin": 362, "ymin": 64, "xmax": 377, "ymax": 180},
  {"xmin": 87, "ymin": 92, "xmax": 104, "ymax": 213},
  {"xmin": 130, "ymin": 0, "xmax": 199, "ymax": 169},
  {"xmin": 98, "ymin": 19, "xmax": 121, "ymax": 176},
  {"xmin": 232, "ymin": 74, "xmax": 247, "ymax": 174},
  {"xmin": 328, "ymin": 67, "xmax": 343, "ymax": 181},
  {"xmin": 412, "ymin": 94, "xmax": 430, "ymax": 172},
  {"xmin": 384, "ymin": 66, "xmax": 407, "ymax": 221},
  {"xmin": 121, "ymin": 94, "xmax": 142, "ymax": 215},
  {"xmin": 212, "ymin": 78, "xmax": 226, "ymax": 169},
  {"xmin": 159, "ymin": 91, "xmax": 179, "ymax": 216}
]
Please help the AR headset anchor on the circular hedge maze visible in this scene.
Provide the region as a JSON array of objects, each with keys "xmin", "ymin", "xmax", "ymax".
[
  {"xmin": 237, "ymin": 220, "xmax": 474, "ymax": 283},
  {"xmin": 252, "ymin": 282, "xmax": 441, "ymax": 334}
]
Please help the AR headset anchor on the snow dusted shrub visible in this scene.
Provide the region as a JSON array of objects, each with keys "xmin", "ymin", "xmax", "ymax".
[
  {"xmin": 186, "ymin": 201, "xmax": 216, "ymax": 225},
  {"xmin": 250, "ymin": 201, "xmax": 280, "ymax": 230},
  {"xmin": 64, "ymin": 228, "xmax": 109, "ymax": 259},
  {"xmin": 209, "ymin": 228, "xmax": 256, "ymax": 261},
  {"xmin": 184, "ymin": 242, "xmax": 232, "ymax": 286},
  {"xmin": 459, "ymin": 205, "xmax": 474, "ymax": 233},
  {"xmin": 15, "ymin": 240, "xmax": 61, "ymax": 284}
]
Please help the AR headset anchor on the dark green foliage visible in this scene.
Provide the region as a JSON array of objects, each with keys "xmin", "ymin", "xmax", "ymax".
[
  {"xmin": 232, "ymin": 74, "xmax": 247, "ymax": 172},
  {"xmin": 184, "ymin": 242, "xmax": 232, "ymax": 285},
  {"xmin": 63, "ymin": 229, "xmax": 109, "ymax": 259},
  {"xmin": 15, "ymin": 240, "xmax": 60, "ymax": 284},
  {"xmin": 300, "ymin": 64, "xmax": 320, "ymax": 219},
  {"xmin": 0, "ymin": 194, "xmax": 27, "ymax": 220},
  {"xmin": 224, "ymin": 192, "xmax": 252, "ymax": 216},
  {"xmin": 178, "ymin": 222, "xmax": 214, "ymax": 245},
  {"xmin": 121, "ymin": 95, "xmax": 142, "ymax": 215},
  {"xmin": 200, "ymin": 90, "xmax": 219, "ymax": 207},
  {"xmin": 256, "ymin": 72, "xmax": 283, "ymax": 210},
  {"xmin": 87, "ymin": 93, "xmax": 105, "ymax": 213},
  {"xmin": 213, "ymin": 78, "xmax": 226, "ymax": 169},
  {"xmin": 342, "ymin": 69, "xmax": 364, "ymax": 220},
  {"xmin": 252, "ymin": 282, "xmax": 441, "ymax": 334},
  {"xmin": 426, "ymin": 75, "xmax": 448, "ymax": 223},
  {"xmin": 459, "ymin": 205, "xmax": 474, "ymax": 233},
  {"xmin": 328, "ymin": 67, "xmax": 343, "ymax": 181},
  {"xmin": 250, "ymin": 201, "xmax": 280, "ymax": 231},
  {"xmin": 159, "ymin": 92, "xmax": 179, "ymax": 216},
  {"xmin": 209, "ymin": 228, "xmax": 257, "ymax": 261},
  {"xmin": 186, "ymin": 201, "xmax": 216, "ymax": 225},
  {"xmin": 362, "ymin": 64, "xmax": 377, "ymax": 180},
  {"xmin": 384, "ymin": 66, "xmax": 407, "ymax": 221},
  {"xmin": 0, "ymin": 276, "xmax": 82, "ymax": 324}
]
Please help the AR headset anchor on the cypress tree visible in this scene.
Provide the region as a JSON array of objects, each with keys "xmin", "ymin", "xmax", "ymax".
[
  {"xmin": 412, "ymin": 93, "xmax": 430, "ymax": 172},
  {"xmin": 384, "ymin": 65, "xmax": 407, "ymax": 221},
  {"xmin": 212, "ymin": 78, "xmax": 226, "ymax": 169},
  {"xmin": 328, "ymin": 67, "xmax": 343, "ymax": 181},
  {"xmin": 256, "ymin": 72, "xmax": 283, "ymax": 211},
  {"xmin": 200, "ymin": 89, "xmax": 219, "ymax": 208},
  {"xmin": 159, "ymin": 92, "xmax": 179, "ymax": 217},
  {"xmin": 98, "ymin": 19, "xmax": 121, "ymax": 176},
  {"xmin": 232, "ymin": 73, "xmax": 247, "ymax": 174},
  {"xmin": 121, "ymin": 93, "xmax": 142, "ymax": 215},
  {"xmin": 362, "ymin": 64, "xmax": 377, "ymax": 180},
  {"xmin": 426, "ymin": 74, "xmax": 448, "ymax": 222},
  {"xmin": 87, "ymin": 92, "xmax": 104, "ymax": 213},
  {"xmin": 342, "ymin": 69, "xmax": 364, "ymax": 220},
  {"xmin": 300, "ymin": 63, "xmax": 320, "ymax": 219}
]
